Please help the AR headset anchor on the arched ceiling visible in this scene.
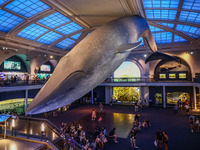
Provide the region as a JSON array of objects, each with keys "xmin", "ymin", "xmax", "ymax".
[{"xmin": 0, "ymin": 0, "xmax": 200, "ymax": 56}]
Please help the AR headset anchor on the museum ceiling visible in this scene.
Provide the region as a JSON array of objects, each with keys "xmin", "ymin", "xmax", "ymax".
[{"xmin": 0, "ymin": 0, "xmax": 200, "ymax": 56}]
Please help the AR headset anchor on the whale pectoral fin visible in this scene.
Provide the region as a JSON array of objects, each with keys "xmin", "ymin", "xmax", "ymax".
[
  {"xmin": 145, "ymin": 51, "xmax": 180, "ymax": 64},
  {"xmin": 116, "ymin": 40, "xmax": 142, "ymax": 54}
]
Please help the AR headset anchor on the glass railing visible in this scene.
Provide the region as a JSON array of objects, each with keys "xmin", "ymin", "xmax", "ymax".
[{"xmin": 1, "ymin": 116, "xmax": 85, "ymax": 150}]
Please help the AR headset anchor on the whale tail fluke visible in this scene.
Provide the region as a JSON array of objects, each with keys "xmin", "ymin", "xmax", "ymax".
[{"xmin": 145, "ymin": 51, "xmax": 180, "ymax": 64}]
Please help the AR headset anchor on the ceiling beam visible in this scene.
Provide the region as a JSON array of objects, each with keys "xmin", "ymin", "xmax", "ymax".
[
  {"xmin": 148, "ymin": 20, "xmax": 200, "ymax": 28},
  {"xmin": 174, "ymin": 0, "xmax": 184, "ymax": 30},
  {"xmin": 149, "ymin": 22, "xmax": 196, "ymax": 43}
]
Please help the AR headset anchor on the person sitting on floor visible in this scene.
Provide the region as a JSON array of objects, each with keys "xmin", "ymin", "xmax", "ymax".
[{"xmin": 109, "ymin": 128, "xmax": 118, "ymax": 143}]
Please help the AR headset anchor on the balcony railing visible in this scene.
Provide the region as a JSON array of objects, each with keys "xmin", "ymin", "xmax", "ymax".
[{"xmin": 1, "ymin": 116, "xmax": 85, "ymax": 150}]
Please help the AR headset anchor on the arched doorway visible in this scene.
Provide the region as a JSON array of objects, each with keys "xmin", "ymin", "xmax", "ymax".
[{"xmin": 113, "ymin": 61, "xmax": 141, "ymax": 104}]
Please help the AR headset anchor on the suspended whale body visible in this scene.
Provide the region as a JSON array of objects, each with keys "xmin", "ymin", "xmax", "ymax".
[{"xmin": 27, "ymin": 15, "xmax": 177, "ymax": 114}]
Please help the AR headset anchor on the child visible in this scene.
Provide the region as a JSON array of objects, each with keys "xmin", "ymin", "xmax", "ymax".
[{"xmin": 92, "ymin": 109, "xmax": 96, "ymax": 121}]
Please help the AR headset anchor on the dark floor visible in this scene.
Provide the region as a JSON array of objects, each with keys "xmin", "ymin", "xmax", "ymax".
[{"xmin": 49, "ymin": 104, "xmax": 200, "ymax": 150}]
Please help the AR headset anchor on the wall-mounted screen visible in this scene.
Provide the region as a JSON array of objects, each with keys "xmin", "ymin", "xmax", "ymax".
[
  {"xmin": 169, "ymin": 73, "xmax": 176, "ymax": 79},
  {"xmin": 159, "ymin": 74, "xmax": 166, "ymax": 79},
  {"xmin": 4, "ymin": 61, "xmax": 21, "ymax": 70},
  {"xmin": 179, "ymin": 73, "xmax": 186, "ymax": 79},
  {"xmin": 40, "ymin": 65, "xmax": 51, "ymax": 72}
]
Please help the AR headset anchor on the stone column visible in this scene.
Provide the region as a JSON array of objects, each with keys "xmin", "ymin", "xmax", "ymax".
[
  {"xmin": 193, "ymin": 86, "xmax": 197, "ymax": 109},
  {"xmin": 91, "ymin": 89, "xmax": 94, "ymax": 104},
  {"xmin": 163, "ymin": 86, "xmax": 166, "ymax": 108},
  {"xmin": 25, "ymin": 90, "xmax": 28, "ymax": 116}
]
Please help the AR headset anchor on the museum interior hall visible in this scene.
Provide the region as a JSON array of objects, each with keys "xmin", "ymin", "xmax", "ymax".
[{"xmin": 0, "ymin": 0, "xmax": 200, "ymax": 149}]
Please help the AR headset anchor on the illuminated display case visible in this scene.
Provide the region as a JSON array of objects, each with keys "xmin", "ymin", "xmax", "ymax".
[
  {"xmin": 169, "ymin": 73, "xmax": 176, "ymax": 79},
  {"xmin": 179, "ymin": 73, "xmax": 186, "ymax": 79},
  {"xmin": 159, "ymin": 74, "xmax": 166, "ymax": 79}
]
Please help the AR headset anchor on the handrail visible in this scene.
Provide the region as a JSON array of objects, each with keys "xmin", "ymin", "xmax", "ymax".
[{"xmin": 6, "ymin": 116, "xmax": 85, "ymax": 150}]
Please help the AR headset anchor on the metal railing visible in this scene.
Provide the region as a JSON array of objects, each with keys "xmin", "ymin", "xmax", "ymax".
[{"xmin": 1, "ymin": 116, "xmax": 85, "ymax": 150}]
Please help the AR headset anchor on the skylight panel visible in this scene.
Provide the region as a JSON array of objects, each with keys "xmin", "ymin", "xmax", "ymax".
[
  {"xmin": 0, "ymin": 10, "xmax": 24, "ymax": 32},
  {"xmin": 182, "ymin": 0, "xmax": 200, "ymax": 10},
  {"xmin": 176, "ymin": 24, "xmax": 200, "ymax": 35},
  {"xmin": 17, "ymin": 23, "xmax": 49, "ymax": 40},
  {"xmin": 0, "ymin": 0, "xmax": 9, "ymax": 5},
  {"xmin": 184, "ymin": 32, "xmax": 199, "ymax": 39},
  {"xmin": 174, "ymin": 34, "xmax": 187, "ymax": 43},
  {"xmin": 37, "ymin": 12, "xmax": 71, "ymax": 29},
  {"xmin": 143, "ymin": 0, "xmax": 180, "ymax": 8},
  {"xmin": 157, "ymin": 23, "xmax": 174, "ymax": 28},
  {"xmin": 153, "ymin": 32, "xmax": 172, "ymax": 44},
  {"xmin": 137, "ymin": 37, "xmax": 144, "ymax": 46},
  {"xmin": 5, "ymin": 0, "xmax": 50, "ymax": 18},
  {"xmin": 149, "ymin": 25, "xmax": 164, "ymax": 32},
  {"xmin": 179, "ymin": 11, "xmax": 200, "ymax": 24},
  {"xmin": 146, "ymin": 10, "xmax": 177, "ymax": 20},
  {"xmin": 36, "ymin": 31, "xmax": 63, "ymax": 45},
  {"xmin": 55, "ymin": 22, "xmax": 83, "ymax": 35},
  {"xmin": 55, "ymin": 38, "xmax": 75, "ymax": 49},
  {"xmin": 71, "ymin": 33, "xmax": 82, "ymax": 40}
]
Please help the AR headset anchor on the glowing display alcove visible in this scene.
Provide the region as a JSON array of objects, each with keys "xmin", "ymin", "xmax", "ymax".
[{"xmin": 113, "ymin": 61, "xmax": 141, "ymax": 103}]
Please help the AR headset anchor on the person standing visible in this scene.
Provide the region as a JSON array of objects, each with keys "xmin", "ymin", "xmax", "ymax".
[
  {"xmin": 189, "ymin": 113, "xmax": 195, "ymax": 132},
  {"xmin": 163, "ymin": 131, "xmax": 168, "ymax": 150},
  {"xmin": 92, "ymin": 109, "xmax": 96, "ymax": 121},
  {"xmin": 155, "ymin": 128, "xmax": 163, "ymax": 150},
  {"xmin": 130, "ymin": 128, "xmax": 139, "ymax": 149}
]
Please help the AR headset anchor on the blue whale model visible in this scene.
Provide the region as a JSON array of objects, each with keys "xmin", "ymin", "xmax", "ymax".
[{"xmin": 27, "ymin": 16, "xmax": 171, "ymax": 114}]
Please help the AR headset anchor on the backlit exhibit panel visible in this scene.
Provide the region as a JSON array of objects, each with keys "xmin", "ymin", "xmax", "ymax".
[
  {"xmin": 159, "ymin": 73, "xmax": 166, "ymax": 79},
  {"xmin": 4, "ymin": 61, "xmax": 21, "ymax": 70},
  {"xmin": 113, "ymin": 87, "xmax": 140, "ymax": 103},
  {"xmin": 40, "ymin": 65, "xmax": 51, "ymax": 72},
  {"xmin": 167, "ymin": 92, "xmax": 190, "ymax": 104},
  {"xmin": 179, "ymin": 73, "xmax": 186, "ymax": 79},
  {"xmin": 0, "ymin": 115, "xmax": 10, "ymax": 122},
  {"xmin": 169, "ymin": 73, "xmax": 176, "ymax": 79}
]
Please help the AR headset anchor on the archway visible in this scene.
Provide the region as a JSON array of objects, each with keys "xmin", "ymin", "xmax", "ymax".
[{"xmin": 113, "ymin": 61, "xmax": 141, "ymax": 103}]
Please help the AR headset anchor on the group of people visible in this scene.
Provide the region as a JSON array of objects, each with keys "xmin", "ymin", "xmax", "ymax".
[
  {"xmin": 155, "ymin": 128, "xmax": 168, "ymax": 150},
  {"xmin": 130, "ymin": 114, "xmax": 151, "ymax": 149},
  {"xmin": 189, "ymin": 113, "xmax": 199, "ymax": 133},
  {"xmin": 59, "ymin": 121, "xmax": 118, "ymax": 150}
]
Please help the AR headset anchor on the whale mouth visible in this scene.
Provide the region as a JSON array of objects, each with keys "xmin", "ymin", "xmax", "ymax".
[{"xmin": 27, "ymin": 70, "xmax": 87, "ymax": 114}]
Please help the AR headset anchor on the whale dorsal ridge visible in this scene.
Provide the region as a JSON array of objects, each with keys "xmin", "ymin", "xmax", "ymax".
[{"xmin": 116, "ymin": 40, "xmax": 142, "ymax": 54}]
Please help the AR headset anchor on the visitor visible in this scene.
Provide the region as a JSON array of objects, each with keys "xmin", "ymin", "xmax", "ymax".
[
  {"xmin": 135, "ymin": 101, "xmax": 139, "ymax": 112},
  {"xmin": 135, "ymin": 114, "xmax": 139, "ymax": 122},
  {"xmin": 173, "ymin": 104, "xmax": 178, "ymax": 114},
  {"xmin": 155, "ymin": 128, "xmax": 163, "ymax": 150},
  {"xmin": 109, "ymin": 128, "xmax": 118, "ymax": 143},
  {"xmin": 185, "ymin": 103, "xmax": 189, "ymax": 115},
  {"xmin": 102, "ymin": 126, "xmax": 107, "ymax": 138},
  {"xmin": 130, "ymin": 128, "xmax": 139, "ymax": 149},
  {"xmin": 110, "ymin": 97, "xmax": 113, "ymax": 106},
  {"xmin": 99, "ymin": 103, "xmax": 103, "ymax": 114},
  {"xmin": 189, "ymin": 113, "xmax": 195, "ymax": 132},
  {"xmin": 155, "ymin": 99, "xmax": 159, "ymax": 109},
  {"xmin": 91, "ymin": 109, "xmax": 96, "ymax": 121},
  {"xmin": 177, "ymin": 99, "xmax": 182, "ymax": 110},
  {"xmin": 139, "ymin": 98, "xmax": 143, "ymax": 108},
  {"xmin": 3, "ymin": 75, "xmax": 7, "ymax": 86},
  {"xmin": 163, "ymin": 131, "xmax": 168, "ymax": 150},
  {"xmin": 194, "ymin": 117, "xmax": 199, "ymax": 133}
]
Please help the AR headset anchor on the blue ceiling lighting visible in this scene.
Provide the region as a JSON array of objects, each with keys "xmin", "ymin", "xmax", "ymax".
[
  {"xmin": 152, "ymin": 32, "xmax": 172, "ymax": 44},
  {"xmin": 143, "ymin": 0, "xmax": 180, "ymax": 8},
  {"xmin": 157, "ymin": 23, "xmax": 174, "ymax": 28},
  {"xmin": 55, "ymin": 22, "xmax": 83, "ymax": 35},
  {"xmin": 36, "ymin": 31, "xmax": 63, "ymax": 45},
  {"xmin": 17, "ymin": 23, "xmax": 49, "ymax": 40},
  {"xmin": 149, "ymin": 25, "xmax": 164, "ymax": 32},
  {"xmin": 174, "ymin": 34, "xmax": 187, "ymax": 43},
  {"xmin": 176, "ymin": 24, "xmax": 200, "ymax": 39},
  {"xmin": 37, "ymin": 12, "xmax": 71, "ymax": 29},
  {"xmin": 137, "ymin": 37, "xmax": 144, "ymax": 46},
  {"xmin": 0, "ymin": 10, "xmax": 24, "ymax": 33},
  {"xmin": 145, "ymin": 10, "xmax": 177, "ymax": 20},
  {"xmin": 5, "ymin": 0, "xmax": 50, "ymax": 18},
  {"xmin": 71, "ymin": 33, "xmax": 82, "ymax": 40},
  {"xmin": 55, "ymin": 38, "xmax": 75, "ymax": 49},
  {"xmin": 182, "ymin": 0, "xmax": 200, "ymax": 10},
  {"xmin": 0, "ymin": 0, "xmax": 9, "ymax": 5},
  {"xmin": 179, "ymin": 11, "xmax": 200, "ymax": 24}
]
